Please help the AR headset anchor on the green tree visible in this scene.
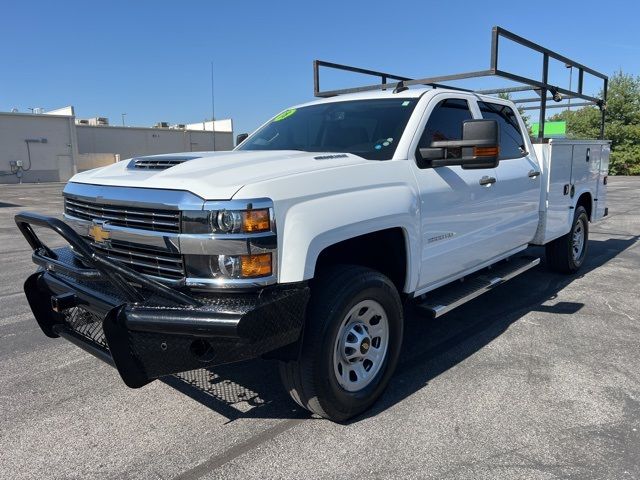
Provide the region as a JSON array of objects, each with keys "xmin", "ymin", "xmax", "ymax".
[{"xmin": 549, "ymin": 71, "xmax": 640, "ymax": 175}]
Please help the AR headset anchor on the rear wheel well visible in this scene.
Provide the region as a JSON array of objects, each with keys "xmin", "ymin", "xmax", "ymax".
[
  {"xmin": 576, "ymin": 192, "xmax": 593, "ymax": 221},
  {"xmin": 314, "ymin": 228, "xmax": 407, "ymax": 292}
]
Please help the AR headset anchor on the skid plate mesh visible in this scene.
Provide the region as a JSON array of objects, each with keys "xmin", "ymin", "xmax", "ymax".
[{"xmin": 63, "ymin": 307, "xmax": 108, "ymax": 350}]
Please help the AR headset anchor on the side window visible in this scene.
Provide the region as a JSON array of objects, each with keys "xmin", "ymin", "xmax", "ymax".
[
  {"xmin": 417, "ymin": 98, "xmax": 473, "ymax": 159},
  {"xmin": 477, "ymin": 101, "xmax": 526, "ymax": 159}
]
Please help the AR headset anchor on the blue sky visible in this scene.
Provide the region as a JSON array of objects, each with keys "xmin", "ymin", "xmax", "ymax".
[{"xmin": 2, "ymin": 0, "xmax": 638, "ymax": 136}]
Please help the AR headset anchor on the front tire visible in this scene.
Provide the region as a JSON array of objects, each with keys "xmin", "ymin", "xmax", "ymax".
[
  {"xmin": 279, "ymin": 265, "xmax": 403, "ymax": 422},
  {"xmin": 546, "ymin": 205, "xmax": 589, "ymax": 273}
]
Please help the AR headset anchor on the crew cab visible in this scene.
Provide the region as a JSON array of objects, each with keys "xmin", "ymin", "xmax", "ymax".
[{"xmin": 15, "ymin": 27, "xmax": 610, "ymax": 421}]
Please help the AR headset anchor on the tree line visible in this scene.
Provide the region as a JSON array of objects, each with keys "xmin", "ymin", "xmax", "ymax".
[{"xmin": 548, "ymin": 71, "xmax": 640, "ymax": 175}]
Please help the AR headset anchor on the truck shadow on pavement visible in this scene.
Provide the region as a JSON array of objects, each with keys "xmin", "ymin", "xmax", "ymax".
[{"xmin": 161, "ymin": 235, "xmax": 638, "ymax": 424}]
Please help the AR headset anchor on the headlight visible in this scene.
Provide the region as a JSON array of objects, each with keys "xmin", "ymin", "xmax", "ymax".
[
  {"xmin": 182, "ymin": 208, "xmax": 271, "ymax": 234},
  {"xmin": 181, "ymin": 199, "xmax": 276, "ymax": 284},
  {"xmin": 215, "ymin": 211, "xmax": 241, "ymax": 233},
  {"xmin": 185, "ymin": 253, "xmax": 273, "ymax": 279}
]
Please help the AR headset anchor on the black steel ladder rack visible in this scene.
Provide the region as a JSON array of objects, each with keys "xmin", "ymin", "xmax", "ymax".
[{"xmin": 313, "ymin": 26, "xmax": 608, "ymax": 141}]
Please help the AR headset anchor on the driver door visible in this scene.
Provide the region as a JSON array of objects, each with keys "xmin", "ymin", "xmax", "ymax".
[{"xmin": 411, "ymin": 95, "xmax": 501, "ymax": 291}]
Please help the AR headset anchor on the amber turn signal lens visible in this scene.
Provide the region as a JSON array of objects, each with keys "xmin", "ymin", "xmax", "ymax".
[
  {"xmin": 474, "ymin": 146, "xmax": 500, "ymax": 157},
  {"xmin": 242, "ymin": 209, "xmax": 270, "ymax": 233},
  {"xmin": 240, "ymin": 253, "xmax": 272, "ymax": 277}
]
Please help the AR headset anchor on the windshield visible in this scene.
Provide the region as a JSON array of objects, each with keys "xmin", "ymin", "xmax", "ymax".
[{"xmin": 238, "ymin": 98, "xmax": 418, "ymax": 160}]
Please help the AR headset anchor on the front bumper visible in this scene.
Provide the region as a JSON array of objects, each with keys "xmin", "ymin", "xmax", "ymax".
[{"xmin": 15, "ymin": 212, "xmax": 309, "ymax": 388}]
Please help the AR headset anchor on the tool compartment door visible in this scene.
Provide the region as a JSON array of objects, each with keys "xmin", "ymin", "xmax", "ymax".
[
  {"xmin": 544, "ymin": 142, "xmax": 573, "ymax": 242},
  {"xmin": 571, "ymin": 143, "xmax": 601, "ymax": 195},
  {"xmin": 594, "ymin": 143, "xmax": 610, "ymax": 220},
  {"xmin": 571, "ymin": 143, "xmax": 602, "ymax": 224}
]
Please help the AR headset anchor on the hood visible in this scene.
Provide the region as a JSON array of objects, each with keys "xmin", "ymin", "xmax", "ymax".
[{"xmin": 70, "ymin": 150, "xmax": 370, "ymax": 200}]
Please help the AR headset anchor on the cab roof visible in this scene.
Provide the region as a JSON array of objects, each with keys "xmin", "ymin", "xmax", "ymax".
[
  {"xmin": 295, "ymin": 87, "xmax": 436, "ymax": 109},
  {"xmin": 292, "ymin": 87, "xmax": 512, "ymax": 110}
]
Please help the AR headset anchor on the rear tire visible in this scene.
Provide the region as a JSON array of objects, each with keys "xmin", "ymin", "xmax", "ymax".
[
  {"xmin": 546, "ymin": 206, "xmax": 589, "ymax": 273},
  {"xmin": 279, "ymin": 265, "xmax": 403, "ymax": 422}
]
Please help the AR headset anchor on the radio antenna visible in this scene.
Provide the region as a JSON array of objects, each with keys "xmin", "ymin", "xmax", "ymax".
[{"xmin": 211, "ymin": 61, "xmax": 216, "ymax": 151}]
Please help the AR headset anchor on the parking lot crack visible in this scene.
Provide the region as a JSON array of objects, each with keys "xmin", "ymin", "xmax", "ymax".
[
  {"xmin": 604, "ymin": 299, "xmax": 635, "ymax": 321},
  {"xmin": 172, "ymin": 418, "xmax": 305, "ymax": 480}
]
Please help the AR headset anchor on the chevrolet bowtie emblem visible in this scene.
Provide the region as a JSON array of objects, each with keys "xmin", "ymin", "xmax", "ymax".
[{"xmin": 88, "ymin": 222, "xmax": 111, "ymax": 244}]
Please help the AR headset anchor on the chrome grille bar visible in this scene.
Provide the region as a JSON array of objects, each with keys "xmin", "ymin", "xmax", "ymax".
[
  {"xmin": 64, "ymin": 197, "xmax": 180, "ymax": 233},
  {"xmin": 65, "ymin": 199, "xmax": 178, "ymax": 219},
  {"xmin": 91, "ymin": 241, "xmax": 184, "ymax": 279}
]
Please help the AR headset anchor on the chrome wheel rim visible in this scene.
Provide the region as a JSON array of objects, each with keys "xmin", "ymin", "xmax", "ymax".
[
  {"xmin": 572, "ymin": 219, "xmax": 586, "ymax": 261},
  {"xmin": 333, "ymin": 299, "xmax": 389, "ymax": 392}
]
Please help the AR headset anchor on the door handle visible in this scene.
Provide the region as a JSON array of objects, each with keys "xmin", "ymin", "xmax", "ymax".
[
  {"xmin": 528, "ymin": 170, "xmax": 541, "ymax": 178},
  {"xmin": 479, "ymin": 176, "xmax": 496, "ymax": 186}
]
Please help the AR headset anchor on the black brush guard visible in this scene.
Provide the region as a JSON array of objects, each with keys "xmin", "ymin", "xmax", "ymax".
[{"xmin": 15, "ymin": 212, "xmax": 309, "ymax": 388}]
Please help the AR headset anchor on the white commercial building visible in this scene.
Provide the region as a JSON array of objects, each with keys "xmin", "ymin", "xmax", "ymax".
[{"xmin": 0, "ymin": 107, "xmax": 233, "ymax": 184}]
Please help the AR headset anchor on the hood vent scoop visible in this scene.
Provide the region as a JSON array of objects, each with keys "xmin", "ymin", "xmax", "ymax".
[{"xmin": 128, "ymin": 155, "xmax": 202, "ymax": 170}]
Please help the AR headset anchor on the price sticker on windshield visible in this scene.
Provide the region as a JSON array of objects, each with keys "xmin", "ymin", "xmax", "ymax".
[{"xmin": 273, "ymin": 108, "xmax": 297, "ymax": 122}]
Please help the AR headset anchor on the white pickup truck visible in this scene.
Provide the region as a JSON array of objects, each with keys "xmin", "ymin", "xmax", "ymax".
[{"xmin": 16, "ymin": 28, "xmax": 610, "ymax": 421}]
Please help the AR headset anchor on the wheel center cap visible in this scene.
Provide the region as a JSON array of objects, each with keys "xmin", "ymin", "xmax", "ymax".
[{"xmin": 360, "ymin": 338, "xmax": 371, "ymax": 355}]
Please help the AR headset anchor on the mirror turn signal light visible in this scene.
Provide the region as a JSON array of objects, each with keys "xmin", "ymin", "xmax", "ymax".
[{"xmin": 474, "ymin": 146, "xmax": 500, "ymax": 157}]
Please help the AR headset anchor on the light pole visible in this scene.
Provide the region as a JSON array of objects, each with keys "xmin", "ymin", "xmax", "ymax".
[
  {"xmin": 565, "ymin": 64, "xmax": 573, "ymax": 111},
  {"xmin": 121, "ymin": 113, "xmax": 127, "ymax": 126}
]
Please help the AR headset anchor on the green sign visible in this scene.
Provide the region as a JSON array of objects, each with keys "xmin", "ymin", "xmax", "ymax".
[
  {"xmin": 273, "ymin": 108, "xmax": 296, "ymax": 122},
  {"xmin": 531, "ymin": 121, "xmax": 566, "ymax": 137}
]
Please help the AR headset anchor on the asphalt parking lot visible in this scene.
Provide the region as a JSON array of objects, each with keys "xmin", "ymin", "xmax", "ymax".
[{"xmin": 1, "ymin": 177, "xmax": 639, "ymax": 480}]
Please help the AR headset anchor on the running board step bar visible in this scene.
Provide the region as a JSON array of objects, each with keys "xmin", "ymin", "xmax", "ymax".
[{"xmin": 417, "ymin": 256, "xmax": 541, "ymax": 318}]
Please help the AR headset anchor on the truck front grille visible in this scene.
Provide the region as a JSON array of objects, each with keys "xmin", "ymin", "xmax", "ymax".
[
  {"xmin": 64, "ymin": 197, "xmax": 180, "ymax": 233},
  {"xmin": 90, "ymin": 240, "xmax": 185, "ymax": 280}
]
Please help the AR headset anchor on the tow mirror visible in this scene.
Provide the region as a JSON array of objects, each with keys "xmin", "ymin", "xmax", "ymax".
[
  {"xmin": 418, "ymin": 119, "xmax": 500, "ymax": 169},
  {"xmin": 236, "ymin": 133, "xmax": 249, "ymax": 146}
]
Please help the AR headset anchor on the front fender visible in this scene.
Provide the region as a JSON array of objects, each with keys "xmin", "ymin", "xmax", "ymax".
[{"xmin": 278, "ymin": 184, "xmax": 420, "ymax": 292}]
